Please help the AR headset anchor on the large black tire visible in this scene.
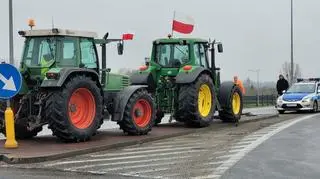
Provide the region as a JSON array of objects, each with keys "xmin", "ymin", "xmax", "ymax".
[
  {"xmin": 176, "ymin": 74, "xmax": 216, "ymax": 127},
  {"xmin": 118, "ymin": 89, "xmax": 155, "ymax": 135},
  {"xmin": 0, "ymin": 98, "xmax": 42, "ymax": 139},
  {"xmin": 45, "ymin": 75, "xmax": 103, "ymax": 142},
  {"xmin": 312, "ymin": 101, "xmax": 318, "ymax": 113},
  {"xmin": 218, "ymin": 82, "xmax": 243, "ymax": 123}
]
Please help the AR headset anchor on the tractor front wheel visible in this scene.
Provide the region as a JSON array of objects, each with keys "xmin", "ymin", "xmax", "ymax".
[
  {"xmin": 176, "ymin": 74, "xmax": 216, "ymax": 127},
  {"xmin": 118, "ymin": 89, "xmax": 155, "ymax": 135},
  {"xmin": 45, "ymin": 75, "xmax": 103, "ymax": 142}
]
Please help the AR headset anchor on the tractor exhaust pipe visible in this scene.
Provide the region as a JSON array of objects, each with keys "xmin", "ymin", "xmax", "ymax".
[
  {"xmin": 211, "ymin": 41, "xmax": 216, "ymax": 83},
  {"xmin": 101, "ymin": 33, "xmax": 109, "ymax": 86}
]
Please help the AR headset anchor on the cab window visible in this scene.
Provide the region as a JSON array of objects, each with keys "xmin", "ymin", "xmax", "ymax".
[
  {"xmin": 193, "ymin": 43, "xmax": 208, "ymax": 68},
  {"xmin": 80, "ymin": 38, "xmax": 97, "ymax": 68},
  {"xmin": 155, "ymin": 44, "xmax": 189, "ymax": 67},
  {"xmin": 59, "ymin": 38, "xmax": 78, "ymax": 66}
]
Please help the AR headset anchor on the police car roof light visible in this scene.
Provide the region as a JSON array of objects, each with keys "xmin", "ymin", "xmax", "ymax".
[{"xmin": 297, "ymin": 78, "xmax": 320, "ymax": 83}]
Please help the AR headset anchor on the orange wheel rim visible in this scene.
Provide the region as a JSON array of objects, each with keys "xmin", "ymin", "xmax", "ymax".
[
  {"xmin": 68, "ymin": 88, "xmax": 96, "ymax": 129},
  {"xmin": 132, "ymin": 99, "xmax": 152, "ymax": 128}
]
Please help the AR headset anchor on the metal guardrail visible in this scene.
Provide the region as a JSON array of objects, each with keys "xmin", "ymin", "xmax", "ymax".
[{"xmin": 243, "ymin": 95, "xmax": 277, "ymax": 107}]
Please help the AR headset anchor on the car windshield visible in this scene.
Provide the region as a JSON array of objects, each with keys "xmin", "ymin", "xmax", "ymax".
[
  {"xmin": 155, "ymin": 44, "xmax": 189, "ymax": 67},
  {"xmin": 286, "ymin": 83, "xmax": 315, "ymax": 93},
  {"xmin": 22, "ymin": 37, "xmax": 56, "ymax": 67}
]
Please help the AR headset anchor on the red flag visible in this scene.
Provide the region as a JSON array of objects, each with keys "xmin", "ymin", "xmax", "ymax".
[
  {"xmin": 172, "ymin": 13, "xmax": 195, "ymax": 34},
  {"xmin": 122, "ymin": 33, "xmax": 134, "ymax": 40}
]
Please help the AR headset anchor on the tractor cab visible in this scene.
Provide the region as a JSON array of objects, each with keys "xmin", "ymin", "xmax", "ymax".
[
  {"xmin": 19, "ymin": 29, "xmax": 99, "ymax": 77},
  {"xmin": 18, "ymin": 28, "xmax": 127, "ymax": 93},
  {"xmin": 144, "ymin": 37, "xmax": 223, "ymax": 87}
]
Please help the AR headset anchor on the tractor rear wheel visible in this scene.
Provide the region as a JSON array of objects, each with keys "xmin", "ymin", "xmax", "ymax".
[
  {"xmin": 0, "ymin": 98, "xmax": 43, "ymax": 139},
  {"xmin": 176, "ymin": 74, "xmax": 216, "ymax": 127},
  {"xmin": 45, "ymin": 75, "xmax": 103, "ymax": 142},
  {"xmin": 219, "ymin": 82, "xmax": 243, "ymax": 123},
  {"xmin": 118, "ymin": 89, "xmax": 155, "ymax": 135}
]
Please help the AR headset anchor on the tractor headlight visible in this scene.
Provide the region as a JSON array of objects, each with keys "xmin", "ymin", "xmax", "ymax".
[
  {"xmin": 277, "ymin": 96, "xmax": 283, "ymax": 103},
  {"xmin": 46, "ymin": 72, "xmax": 60, "ymax": 80}
]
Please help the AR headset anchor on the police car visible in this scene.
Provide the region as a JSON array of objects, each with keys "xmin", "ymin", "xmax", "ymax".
[{"xmin": 276, "ymin": 78, "xmax": 320, "ymax": 114}]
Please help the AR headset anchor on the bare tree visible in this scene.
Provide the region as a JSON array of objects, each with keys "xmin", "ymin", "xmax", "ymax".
[{"xmin": 281, "ymin": 62, "xmax": 302, "ymax": 84}]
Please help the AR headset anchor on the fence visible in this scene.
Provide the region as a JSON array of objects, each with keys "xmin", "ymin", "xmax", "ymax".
[{"xmin": 243, "ymin": 95, "xmax": 277, "ymax": 107}]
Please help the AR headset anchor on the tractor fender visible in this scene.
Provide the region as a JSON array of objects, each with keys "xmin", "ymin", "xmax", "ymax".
[
  {"xmin": 130, "ymin": 72, "xmax": 156, "ymax": 91},
  {"xmin": 41, "ymin": 68, "xmax": 101, "ymax": 87},
  {"xmin": 175, "ymin": 67, "xmax": 212, "ymax": 84},
  {"xmin": 111, "ymin": 85, "xmax": 148, "ymax": 122}
]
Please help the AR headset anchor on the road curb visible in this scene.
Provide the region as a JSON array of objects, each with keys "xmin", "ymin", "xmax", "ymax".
[{"xmin": 0, "ymin": 113, "xmax": 278, "ymax": 164}]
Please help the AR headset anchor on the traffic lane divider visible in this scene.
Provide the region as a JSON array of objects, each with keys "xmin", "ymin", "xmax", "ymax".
[{"xmin": 0, "ymin": 113, "xmax": 278, "ymax": 164}]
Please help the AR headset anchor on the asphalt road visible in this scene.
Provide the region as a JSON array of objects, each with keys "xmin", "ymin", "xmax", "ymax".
[
  {"xmin": 0, "ymin": 111, "xmax": 303, "ymax": 179},
  {"xmin": 0, "ymin": 167, "xmax": 135, "ymax": 179},
  {"xmin": 221, "ymin": 113, "xmax": 320, "ymax": 179}
]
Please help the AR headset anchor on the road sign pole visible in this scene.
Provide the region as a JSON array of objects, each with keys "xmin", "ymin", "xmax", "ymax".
[
  {"xmin": 0, "ymin": 63, "xmax": 21, "ymax": 149},
  {"xmin": 4, "ymin": 99, "xmax": 17, "ymax": 148},
  {"xmin": 9, "ymin": 0, "xmax": 14, "ymax": 65}
]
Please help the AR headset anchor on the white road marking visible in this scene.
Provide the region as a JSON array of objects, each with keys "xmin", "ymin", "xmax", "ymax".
[
  {"xmin": 123, "ymin": 142, "xmax": 205, "ymax": 151},
  {"xmin": 122, "ymin": 167, "xmax": 170, "ymax": 175},
  {"xmin": 201, "ymin": 114, "xmax": 319, "ymax": 178},
  {"xmin": 90, "ymin": 160, "xmax": 188, "ymax": 172},
  {"xmin": 235, "ymin": 141, "xmax": 253, "ymax": 145},
  {"xmin": 216, "ymin": 154, "xmax": 234, "ymax": 159},
  {"xmin": 65, "ymin": 155, "xmax": 193, "ymax": 171},
  {"xmin": 90, "ymin": 146, "xmax": 204, "ymax": 157},
  {"xmin": 193, "ymin": 174, "xmax": 221, "ymax": 179},
  {"xmin": 46, "ymin": 149, "xmax": 208, "ymax": 166},
  {"xmin": 151, "ymin": 140, "xmax": 205, "ymax": 146}
]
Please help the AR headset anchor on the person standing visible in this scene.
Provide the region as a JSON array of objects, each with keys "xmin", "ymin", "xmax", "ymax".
[
  {"xmin": 234, "ymin": 76, "xmax": 246, "ymax": 95},
  {"xmin": 276, "ymin": 74, "xmax": 289, "ymax": 96}
]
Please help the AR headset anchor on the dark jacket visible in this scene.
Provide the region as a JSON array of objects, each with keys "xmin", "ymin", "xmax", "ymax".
[{"xmin": 277, "ymin": 79, "xmax": 289, "ymax": 95}]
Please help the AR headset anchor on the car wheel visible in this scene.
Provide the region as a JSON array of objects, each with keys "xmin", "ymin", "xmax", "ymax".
[{"xmin": 312, "ymin": 101, "xmax": 318, "ymax": 113}]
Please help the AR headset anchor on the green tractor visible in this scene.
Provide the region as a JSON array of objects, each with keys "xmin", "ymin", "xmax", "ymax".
[
  {"xmin": 131, "ymin": 37, "xmax": 243, "ymax": 127},
  {"xmin": 0, "ymin": 28, "xmax": 155, "ymax": 142}
]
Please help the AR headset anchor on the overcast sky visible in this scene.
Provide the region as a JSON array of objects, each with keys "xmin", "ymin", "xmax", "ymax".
[{"xmin": 0, "ymin": 0, "xmax": 319, "ymax": 82}]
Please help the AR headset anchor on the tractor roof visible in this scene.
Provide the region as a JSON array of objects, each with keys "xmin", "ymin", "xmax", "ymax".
[
  {"xmin": 153, "ymin": 38, "xmax": 208, "ymax": 44},
  {"xmin": 18, "ymin": 28, "xmax": 98, "ymax": 38}
]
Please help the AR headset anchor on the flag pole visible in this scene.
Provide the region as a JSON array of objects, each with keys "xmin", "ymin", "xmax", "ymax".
[{"xmin": 171, "ymin": 10, "xmax": 176, "ymax": 37}]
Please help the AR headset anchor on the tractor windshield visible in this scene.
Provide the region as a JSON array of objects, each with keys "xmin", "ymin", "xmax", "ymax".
[
  {"xmin": 155, "ymin": 44, "xmax": 189, "ymax": 67},
  {"xmin": 22, "ymin": 37, "xmax": 56, "ymax": 67}
]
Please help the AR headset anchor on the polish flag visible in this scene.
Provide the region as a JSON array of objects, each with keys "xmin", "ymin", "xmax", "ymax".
[
  {"xmin": 122, "ymin": 33, "xmax": 134, "ymax": 40},
  {"xmin": 172, "ymin": 12, "xmax": 195, "ymax": 34}
]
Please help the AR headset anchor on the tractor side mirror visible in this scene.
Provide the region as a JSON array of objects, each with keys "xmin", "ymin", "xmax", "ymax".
[
  {"xmin": 145, "ymin": 57, "xmax": 150, "ymax": 66},
  {"xmin": 117, "ymin": 42, "xmax": 123, "ymax": 55},
  {"xmin": 217, "ymin": 43, "xmax": 223, "ymax": 53}
]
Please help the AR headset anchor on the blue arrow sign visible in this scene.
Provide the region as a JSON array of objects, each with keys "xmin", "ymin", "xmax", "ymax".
[{"xmin": 0, "ymin": 63, "xmax": 22, "ymax": 99}]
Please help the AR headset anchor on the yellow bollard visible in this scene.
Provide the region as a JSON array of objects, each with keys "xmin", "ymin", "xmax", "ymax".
[{"xmin": 4, "ymin": 107, "xmax": 18, "ymax": 148}]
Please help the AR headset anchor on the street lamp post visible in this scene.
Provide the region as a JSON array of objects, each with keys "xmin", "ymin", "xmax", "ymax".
[
  {"xmin": 249, "ymin": 69, "xmax": 260, "ymax": 106},
  {"xmin": 9, "ymin": 0, "xmax": 14, "ymax": 65},
  {"xmin": 290, "ymin": 0, "xmax": 294, "ymax": 85}
]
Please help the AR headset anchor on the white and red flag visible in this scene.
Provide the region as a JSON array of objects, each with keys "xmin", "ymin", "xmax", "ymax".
[
  {"xmin": 172, "ymin": 12, "xmax": 195, "ymax": 34},
  {"xmin": 122, "ymin": 33, "xmax": 134, "ymax": 40}
]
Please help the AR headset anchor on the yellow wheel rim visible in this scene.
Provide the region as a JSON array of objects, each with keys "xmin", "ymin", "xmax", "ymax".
[
  {"xmin": 198, "ymin": 84, "xmax": 212, "ymax": 117},
  {"xmin": 232, "ymin": 92, "xmax": 241, "ymax": 115}
]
